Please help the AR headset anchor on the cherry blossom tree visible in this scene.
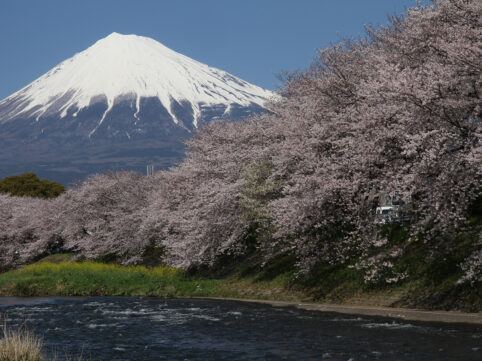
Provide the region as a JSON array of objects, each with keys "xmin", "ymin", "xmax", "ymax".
[
  {"xmin": 0, "ymin": 194, "xmax": 55, "ymax": 269},
  {"xmin": 138, "ymin": 115, "xmax": 282, "ymax": 268},
  {"xmin": 49, "ymin": 171, "xmax": 154, "ymax": 263}
]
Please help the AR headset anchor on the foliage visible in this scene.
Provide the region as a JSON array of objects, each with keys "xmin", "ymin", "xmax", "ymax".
[
  {"xmin": 0, "ymin": 173, "xmax": 65, "ymax": 199},
  {"xmin": 238, "ymin": 159, "xmax": 281, "ymax": 252},
  {"xmin": 239, "ymin": 160, "xmax": 279, "ymax": 229}
]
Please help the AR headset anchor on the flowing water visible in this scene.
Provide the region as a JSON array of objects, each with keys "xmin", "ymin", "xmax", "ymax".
[{"xmin": 0, "ymin": 297, "xmax": 480, "ymax": 360}]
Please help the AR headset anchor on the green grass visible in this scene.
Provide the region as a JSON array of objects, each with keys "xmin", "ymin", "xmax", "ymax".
[
  {"xmin": 0, "ymin": 260, "xmax": 302, "ymax": 301},
  {"xmin": 0, "ymin": 262, "xmax": 210, "ymax": 297}
]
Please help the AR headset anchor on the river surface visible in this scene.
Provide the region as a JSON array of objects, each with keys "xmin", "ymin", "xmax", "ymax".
[{"xmin": 0, "ymin": 297, "xmax": 480, "ymax": 360}]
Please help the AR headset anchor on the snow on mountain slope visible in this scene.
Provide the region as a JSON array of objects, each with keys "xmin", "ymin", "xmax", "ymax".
[{"xmin": 0, "ymin": 32, "xmax": 274, "ymax": 132}]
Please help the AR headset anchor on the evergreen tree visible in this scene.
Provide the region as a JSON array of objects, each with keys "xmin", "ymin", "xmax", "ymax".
[{"xmin": 0, "ymin": 173, "xmax": 65, "ymax": 198}]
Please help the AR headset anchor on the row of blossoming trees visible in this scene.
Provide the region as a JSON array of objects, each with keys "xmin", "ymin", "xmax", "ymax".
[{"xmin": 1, "ymin": 0, "xmax": 480, "ymax": 283}]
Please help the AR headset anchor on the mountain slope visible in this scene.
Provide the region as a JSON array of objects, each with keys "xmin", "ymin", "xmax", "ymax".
[{"xmin": 0, "ymin": 33, "xmax": 273, "ymax": 184}]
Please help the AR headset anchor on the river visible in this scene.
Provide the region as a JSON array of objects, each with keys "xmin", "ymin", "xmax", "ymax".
[{"xmin": 0, "ymin": 297, "xmax": 480, "ymax": 360}]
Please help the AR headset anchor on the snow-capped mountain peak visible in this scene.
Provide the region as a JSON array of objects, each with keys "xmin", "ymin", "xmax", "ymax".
[{"xmin": 0, "ymin": 32, "xmax": 273, "ymax": 131}]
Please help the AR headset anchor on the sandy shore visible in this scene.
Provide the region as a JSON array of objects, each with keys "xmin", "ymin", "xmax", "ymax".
[{"xmin": 196, "ymin": 297, "xmax": 482, "ymax": 325}]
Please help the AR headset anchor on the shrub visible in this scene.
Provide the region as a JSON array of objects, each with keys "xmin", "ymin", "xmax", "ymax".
[{"xmin": 0, "ymin": 173, "xmax": 65, "ymax": 199}]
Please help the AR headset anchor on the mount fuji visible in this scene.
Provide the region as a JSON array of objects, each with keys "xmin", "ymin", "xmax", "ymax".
[{"xmin": 0, "ymin": 32, "xmax": 273, "ymax": 185}]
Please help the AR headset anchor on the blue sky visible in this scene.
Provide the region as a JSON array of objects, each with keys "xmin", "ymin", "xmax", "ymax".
[{"xmin": 0, "ymin": 0, "xmax": 429, "ymax": 99}]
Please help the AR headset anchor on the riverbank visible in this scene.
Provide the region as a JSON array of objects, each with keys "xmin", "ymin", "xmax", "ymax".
[
  {"xmin": 195, "ymin": 297, "xmax": 482, "ymax": 325},
  {"xmin": 0, "ymin": 258, "xmax": 481, "ymax": 325},
  {"xmin": 0, "ymin": 260, "xmax": 296, "ymax": 300}
]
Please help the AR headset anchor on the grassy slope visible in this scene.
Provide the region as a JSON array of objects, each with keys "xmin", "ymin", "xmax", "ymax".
[
  {"xmin": 0, "ymin": 251, "xmax": 480, "ymax": 312},
  {"xmin": 0, "ymin": 257, "xmax": 301, "ymax": 301}
]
